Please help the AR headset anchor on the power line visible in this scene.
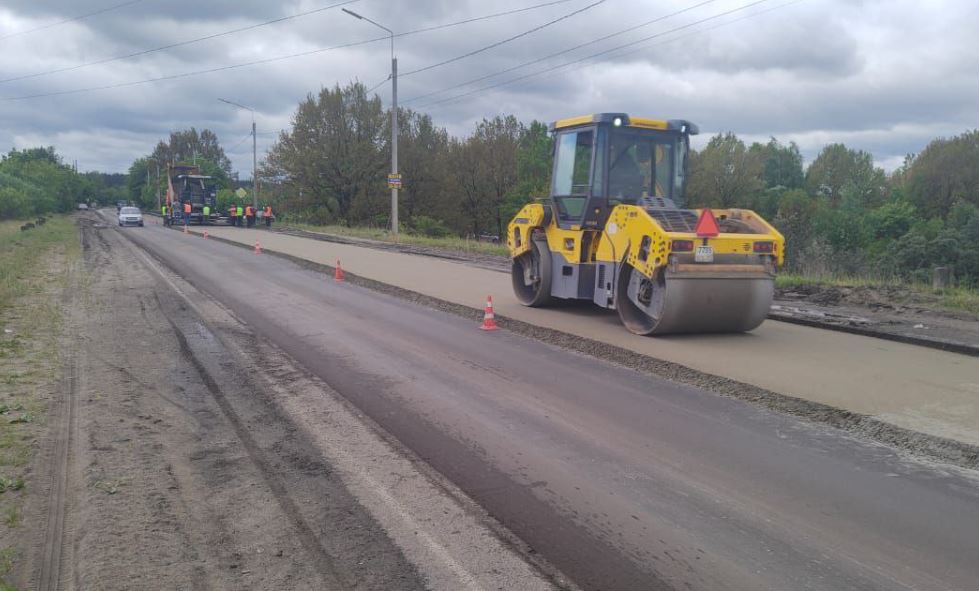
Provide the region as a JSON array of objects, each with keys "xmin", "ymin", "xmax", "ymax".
[
  {"xmin": 401, "ymin": 0, "xmax": 605, "ymax": 77},
  {"xmin": 595, "ymin": 0, "xmax": 805, "ymax": 68},
  {"xmin": 0, "ymin": 0, "xmax": 358, "ymax": 85},
  {"xmin": 464, "ymin": 0, "xmax": 805, "ymax": 112},
  {"xmin": 385, "ymin": 0, "xmax": 575, "ymax": 36},
  {"xmin": 403, "ymin": 0, "xmax": 720, "ymax": 104},
  {"xmin": 0, "ymin": 0, "xmax": 147, "ymax": 42},
  {"xmin": 365, "ymin": 76, "xmax": 391, "ymax": 94},
  {"xmin": 229, "ymin": 130, "xmax": 254, "ymax": 151},
  {"xmin": 415, "ymin": 0, "xmax": 774, "ymax": 110},
  {"xmin": 2, "ymin": 0, "xmax": 577, "ymax": 101}
]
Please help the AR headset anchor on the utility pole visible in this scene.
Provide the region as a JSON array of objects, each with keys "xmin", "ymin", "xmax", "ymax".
[
  {"xmin": 343, "ymin": 8, "xmax": 398, "ymax": 235},
  {"xmin": 252, "ymin": 119, "xmax": 259, "ymax": 210},
  {"xmin": 147, "ymin": 158, "xmax": 162, "ymax": 210},
  {"xmin": 391, "ymin": 55, "xmax": 398, "ymax": 235},
  {"xmin": 218, "ymin": 97, "xmax": 259, "ymax": 210}
]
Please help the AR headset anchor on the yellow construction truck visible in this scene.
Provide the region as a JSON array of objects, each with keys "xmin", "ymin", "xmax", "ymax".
[{"xmin": 507, "ymin": 113, "xmax": 784, "ymax": 335}]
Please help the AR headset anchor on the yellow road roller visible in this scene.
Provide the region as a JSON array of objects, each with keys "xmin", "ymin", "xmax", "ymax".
[{"xmin": 507, "ymin": 113, "xmax": 784, "ymax": 335}]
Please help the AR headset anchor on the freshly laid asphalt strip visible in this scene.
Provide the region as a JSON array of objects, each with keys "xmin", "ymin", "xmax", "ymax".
[
  {"xmin": 121, "ymin": 222, "xmax": 979, "ymax": 591},
  {"xmin": 178, "ymin": 223, "xmax": 979, "ymax": 451}
]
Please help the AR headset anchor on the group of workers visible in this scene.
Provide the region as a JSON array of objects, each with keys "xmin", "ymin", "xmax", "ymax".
[
  {"xmin": 160, "ymin": 202, "xmax": 274, "ymax": 228},
  {"xmin": 227, "ymin": 204, "xmax": 274, "ymax": 228},
  {"xmin": 161, "ymin": 202, "xmax": 196, "ymax": 226}
]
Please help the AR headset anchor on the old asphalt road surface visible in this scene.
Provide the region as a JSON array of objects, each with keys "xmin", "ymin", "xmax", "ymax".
[
  {"xmin": 120, "ymin": 221, "xmax": 979, "ymax": 591},
  {"xmin": 63, "ymin": 216, "xmax": 557, "ymax": 591}
]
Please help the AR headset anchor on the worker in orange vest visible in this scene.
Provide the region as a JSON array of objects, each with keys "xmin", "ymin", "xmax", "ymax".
[
  {"xmin": 245, "ymin": 204, "xmax": 255, "ymax": 228},
  {"xmin": 182, "ymin": 201, "xmax": 191, "ymax": 226},
  {"xmin": 228, "ymin": 204, "xmax": 237, "ymax": 226},
  {"xmin": 263, "ymin": 205, "xmax": 273, "ymax": 228}
]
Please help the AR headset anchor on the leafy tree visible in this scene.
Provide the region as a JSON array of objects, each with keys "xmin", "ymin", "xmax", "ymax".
[
  {"xmin": 751, "ymin": 137, "xmax": 804, "ymax": 189},
  {"xmin": 0, "ymin": 146, "xmax": 87, "ymax": 217},
  {"xmin": 265, "ymin": 82, "xmax": 386, "ymax": 224},
  {"xmin": 905, "ymin": 130, "xmax": 979, "ymax": 219},
  {"xmin": 686, "ymin": 133, "xmax": 763, "ymax": 208},
  {"xmin": 0, "ymin": 186, "xmax": 32, "ymax": 219},
  {"xmin": 805, "ymin": 143, "xmax": 886, "ymax": 207},
  {"xmin": 150, "ymin": 128, "xmax": 232, "ymax": 174},
  {"xmin": 396, "ymin": 109, "xmax": 450, "ymax": 220},
  {"xmin": 948, "ymin": 199, "xmax": 979, "ymax": 231},
  {"xmin": 448, "ymin": 137, "xmax": 487, "ymax": 236},
  {"xmin": 473, "ymin": 115, "xmax": 523, "ymax": 238},
  {"xmin": 502, "ymin": 120, "xmax": 553, "ymax": 223},
  {"xmin": 866, "ymin": 198, "xmax": 916, "ymax": 240},
  {"xmin": 772, "ymin": 189, "xmax": 815, "ymax": 270}
]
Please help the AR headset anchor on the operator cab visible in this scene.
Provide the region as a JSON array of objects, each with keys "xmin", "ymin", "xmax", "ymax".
[{"xmin": 548, "ymin": 113, "xmax": 698, "ymax": 230}]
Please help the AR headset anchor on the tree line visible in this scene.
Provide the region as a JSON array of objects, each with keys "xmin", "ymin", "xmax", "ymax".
[
  {"xmin": 686, "ymin": 132, "xmax": 979, "ymax": 284},
  {"xmin": 0, "ymin": 147, "xmax": 125, "ymax": 218},
  {"xmin": 256, "ymin": 81, "xmax": 979, "ymax": 285},
  {"xmin": 7, "ymin": 79, "xmax": 977, "ymax": 286},
  {"xmin": 259, "ymin": 82, "xmax": 552, "ymax": 239}
]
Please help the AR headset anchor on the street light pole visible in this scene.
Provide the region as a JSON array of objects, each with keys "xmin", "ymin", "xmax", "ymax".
[
  {"xmin": 252, "ymin": 118, "xmax": 258, "ymax": 210},
  {"xmin": 218, "ymin": 97, "xmax": 259, "ymax": 210},
  {"xmin": 152, "ymin": 161, "xmax": 161, "ymax": 210},
  {"xmin": 343, "ymin": 8, "xmax": 398, "ymax": 235}
]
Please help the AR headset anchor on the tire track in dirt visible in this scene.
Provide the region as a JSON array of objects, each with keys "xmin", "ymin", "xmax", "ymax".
[
  {"xmin": 67, "ymin": 213, "xmax": 436, "ymax": 589},
  {"xmin": 161, "ymin": 313, "xmax": 350, "ymax": 589},
  {"xmin": 35, "ymin": 231, "xmax": 82, "ymax": 591}
]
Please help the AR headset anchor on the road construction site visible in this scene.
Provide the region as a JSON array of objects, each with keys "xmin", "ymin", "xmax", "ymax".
[
  {"xmin": 176, "ymin": 221, "xmax": 979, "ymax": 453},
  {"xmin": 28, "ymin": 209, "xmax": 971, "ymax": 591}
]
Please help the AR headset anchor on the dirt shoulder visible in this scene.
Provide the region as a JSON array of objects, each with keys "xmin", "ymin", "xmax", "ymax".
[
  {"xmin": 15, "ymin": 212, "xmax": 563, "ymax": 591},
  {"xmin": 0, "ymin": 217, "xmax": 79, "ymax": 590},
  {"xmin": 274, "ymin": 224, "xmax": 979, "ymax": 354}
]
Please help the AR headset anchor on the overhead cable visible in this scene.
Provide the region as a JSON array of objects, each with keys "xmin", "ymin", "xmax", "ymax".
[
  {"xmin": 2, "ymin": 0, "xmax": 578, "ymax": 100},
  {"xmin": 415, "ymin": 0, "xmax": 773, "ymax": 109},
  {"xmin": 0, "ymin": 0, "xmax": 146, "ymax": 42}
]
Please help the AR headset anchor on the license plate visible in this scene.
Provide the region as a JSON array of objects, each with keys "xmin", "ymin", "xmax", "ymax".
[{"xmin": 695, "ymin": 245, "xmax": 714, "ymax": 263}]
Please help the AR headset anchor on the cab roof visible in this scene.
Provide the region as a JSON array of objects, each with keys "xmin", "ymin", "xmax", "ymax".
[{"xmin": 550, "ymin": 113, "xmax": 699, "ymax": 135}]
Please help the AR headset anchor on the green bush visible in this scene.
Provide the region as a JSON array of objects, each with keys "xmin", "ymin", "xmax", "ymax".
[
  {"xmin": 410, "ymin": 215, "xmax": 452, "ymax": 238},
  {"xmin": 0, "ymin": 188, "xmax": 31, "ymax": 220}
]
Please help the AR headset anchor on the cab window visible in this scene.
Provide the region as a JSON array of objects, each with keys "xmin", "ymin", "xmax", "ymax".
[
  {"xmin": 552, "ymin": 130, "xmax": 594, "ymax": 220},
  {"xmin": 608, "ymin": 130, "xmax": 674, "ymax": 203}
]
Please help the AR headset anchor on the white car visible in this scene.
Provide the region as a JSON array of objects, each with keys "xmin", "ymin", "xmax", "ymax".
[{"xmin": 118, "ymin": 206, "xmax": 144, "ymax": 227}]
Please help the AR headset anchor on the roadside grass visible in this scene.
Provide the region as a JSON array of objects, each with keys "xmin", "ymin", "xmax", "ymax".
[
  {"xmin": 776, "ymin": 272, "xmax": 979, "ymax": 316},
  {"xmin": 0, "ymin": 215, "xmax": 80, "ymax": 585},
  {"xmin": 286, "ymin": 222, "xmax": 510, "ymax": 257}
]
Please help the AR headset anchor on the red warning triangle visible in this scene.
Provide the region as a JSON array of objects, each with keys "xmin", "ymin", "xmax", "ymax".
[{"xmin": 694, "ymin": 208, "xmax": 720, "ymax": 237}]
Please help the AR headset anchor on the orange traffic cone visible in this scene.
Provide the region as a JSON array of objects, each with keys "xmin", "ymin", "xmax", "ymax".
[
  {"xmin": 254, "ymin": 240, "xmax": 261, "ymax": 255},
  {"xmin": 203, "ymin": 230, "xmax": 209, "ymax": 240},
  {"xmin": 479, "ymin": 295, "xmax": 499, "ymax": 331},
  {"xmin": 334, "ymin": 258, "xmax": 345, "ymax": 282}
]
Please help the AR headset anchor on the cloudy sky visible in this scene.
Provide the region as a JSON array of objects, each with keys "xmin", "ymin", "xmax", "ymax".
[{"xmin": 0, "ymin": 0, "xmax": 975, "ymax": 176}]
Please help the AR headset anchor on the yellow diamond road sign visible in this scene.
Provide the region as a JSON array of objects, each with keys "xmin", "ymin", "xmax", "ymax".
[{"xmin": 235, "ymin": 188, "xmax": 247, "ymax": 198}]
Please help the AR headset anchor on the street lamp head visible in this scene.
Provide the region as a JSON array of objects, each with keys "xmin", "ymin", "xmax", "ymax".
[
  {"xmin": 218, "ymin": 97, "xmax": 254, "ymax": 112},
  {"xmin": 341, "ymin": 8, "xmax": 363, "ymax": 19}
]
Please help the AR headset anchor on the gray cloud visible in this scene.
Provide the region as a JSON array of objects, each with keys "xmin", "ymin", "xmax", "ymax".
[{"xmin": 0, "ymin": 0, "xmax": 975, "ymax": 175}]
